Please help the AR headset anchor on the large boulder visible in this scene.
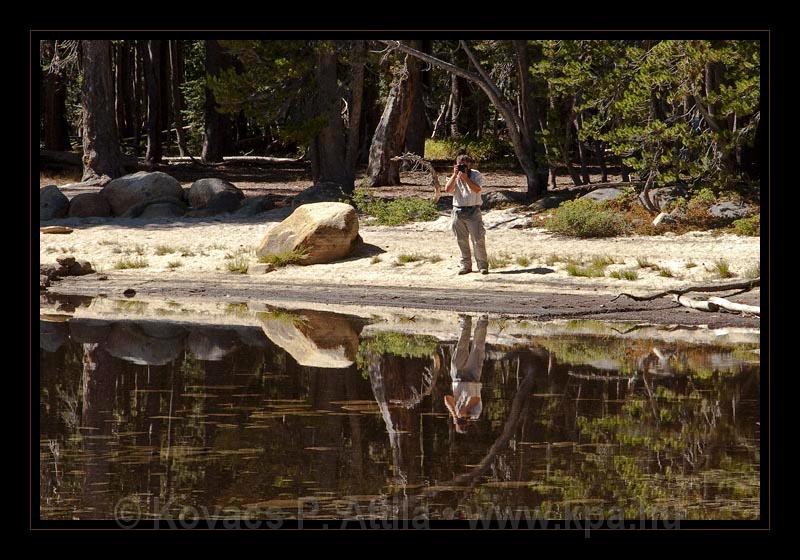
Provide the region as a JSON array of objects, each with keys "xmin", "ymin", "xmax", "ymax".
[
  {"xmin": 649, "ymin": 185, "xmax": 688, "ymax": 210},
  {"xmin": 100, "ymin": 171, "xmax": 184, "ymax": 216},
  {"xmin": 204, "ymin": 190, "xmax": 242, "ymax": 214},
  {"xmin": 258, "ymin": 309, "xmax": 360, "ymax": 369},
  {"xmin": 527, "ymin": 194, "xmax": 569, "ymax": 213},
  {"xmin": 121, "ymin": 196, "xmax": 187, "ymax": 218},
  {"xmin": 104, "ymin": 322, "xmax": 184, "ymax": 365},
  {"xmin": 40, "ymin": 185, "xmax": 70, "ymax": 221},
  {"xmin": 256, "ymin": 202, "xmax": 359, "ymax": 265},
  {"xmin": 187, "ymin": 178, "xmax": 244, "ymax": 209},
  {"xmin": 481, "ymin": 190, "xmax": 526, "ymax": 210},
  {"xmin": 68, "ymin": 192, "xmax": 112, "ymax": 218},
  {"xmin": 709, "ymin": 201, "xmax": 756, "ymax": 219},
  {"xmin": 236, "ymin": 196, "xmax": 276, "ymax": 216}
]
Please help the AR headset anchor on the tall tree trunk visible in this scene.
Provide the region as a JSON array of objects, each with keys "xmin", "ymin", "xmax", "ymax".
[
  {"xmin": 132, "ymin": 42, "xmax": 143, "ymax": 157},
  {"xmin": 80, "ymin": 40, "xmax": 124, "ymax": 182},
  {"xmin": 113, "ymin": 42, "xmax": 128, "ymax": 142},
  {"xmin": 168, "ymin": 40, "xmax": 188, "ymax": 156},
  {"xmin": 365, "ymin": 54, "xmax": 418, "ymax": 188},
  {"xmin": 158, "ymin": 41, "xmax": 172, "ymax": 153},
  {"xmin": 449, "ymin": 72, "xmax": 461, "ymax": 137},
  {"xmin": 141, "ymin": 40, "xmax": 162, "ymax": 164},
  {"xmin": 202, "ymin": 40, "xmax": 233, "ymax": 163},
  {"xmin": 512, "ymin": 40, "xmax": 549, "ymax": 197},
  {"xmin": 596, "ymin": 140, "xmax": 608, "ymax": 182},
  {"xmin": 42, "ymin": 40, "xmax": 70, "ymax": 151},
  {"xmin": 404, "ymin": 40, "xmax": 430, "ymax": 157},
  {"xmin": 345, "ymin": 40, "xmax": 365, "ymax": 175},
  {"xmin": 313, "ymin": 44, "xmax": 352, "ymax": 190}
]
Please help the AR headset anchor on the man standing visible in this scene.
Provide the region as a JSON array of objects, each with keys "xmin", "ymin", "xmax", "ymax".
[{"xmin": 444, "ymin": 154, "xmax": 488, "ymax": 274}]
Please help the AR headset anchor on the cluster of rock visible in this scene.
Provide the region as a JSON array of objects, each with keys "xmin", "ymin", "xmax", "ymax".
[
  {"xmin": 41, "ymin": 172, "xmax": 276, "ymax": 221},
  {"xmin": 40, "ymin": 256, "xmax": 94, "ymax": 290}
]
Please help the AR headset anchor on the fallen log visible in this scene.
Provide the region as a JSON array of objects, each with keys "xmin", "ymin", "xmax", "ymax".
[
  {"xmin": 40, "ymin": 150, "xmax": 139, "ymax": 171},
  {"xmin": 161, "ymin": 155, "xmax": 305, "ymax": 165},
  {"xmin": 612, "ymin": 278, "xmax": 760, "ymax": 302},
  {"xmin": 707, "ymin": 296, "xmax": 760, "ymax": 315},
  {"xmin": 673, "ymin": 294, "xmax": 719, "ymax": 312}
]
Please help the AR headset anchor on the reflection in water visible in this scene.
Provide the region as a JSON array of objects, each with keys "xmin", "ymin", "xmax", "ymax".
[{"xmin": 39, "ymin": 305, "xmax": 760, "ymax": 521}]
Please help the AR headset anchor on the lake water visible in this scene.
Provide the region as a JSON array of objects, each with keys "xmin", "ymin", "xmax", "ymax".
[{"xmin": 39, "ymin": 297, "xmax": 760, "ymax": 523}]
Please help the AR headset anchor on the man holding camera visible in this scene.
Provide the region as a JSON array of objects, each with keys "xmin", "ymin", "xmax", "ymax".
[{"xmin": 445, "ymin": 154, "xmax": 488, "ymax": 275}]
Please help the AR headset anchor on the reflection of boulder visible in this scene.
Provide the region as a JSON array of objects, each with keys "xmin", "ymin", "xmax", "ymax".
[
  {"xmin": 187, "ymin": 328, "xmax": 240, "ymax": 361},
  {"xmin": 104, "ymin": 322, "xmax": 184, "ymax": 365},
  {"xmin": 69, "ymin": 319, "xmax": 111, "ymax": 344},
  {"xmin": 40, "ymin": 320, "xmax": 68, "ymax": 352},
  {"xmin": 258, "ymin": 309, "xmax": 360, "ymax": 368},
  {"xmin": 234, "ymin": 326, "xmax": 269, "ymax": 348}
]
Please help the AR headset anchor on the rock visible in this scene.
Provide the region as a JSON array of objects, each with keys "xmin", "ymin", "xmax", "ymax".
[
  {"xmin": 187, "ymin": 178, "xmax": 244, "ymax": 208},
  {"xmin": 291, "ymin": 182, "xmax": 349, "ymax": 209},
  {"xmin": 481, "ymin": 190, "xmax": 525, "ymax": 210},
  {"xmin": 40, "ymin": 185, "xmax": 70, "ymax": 221},
  {"xmin": 248, "ymin": 263, "xmax": 276, "ymax": 274},
  {"xmin": 256, "ymin": 202, "xmax": 359, "ymax": 265},
  {"xmin": 69, "ymin": 319, "xmax": 110, "ymax": 344},
  {"xmin": 100, "ymin": 171, "xmax": 184, "ymax": 216},
  {"xmin": 40, "ymin": 226, "xmax": 73, "ymax": 234},
  {"xmin": 123, "ymin": 288, "xmax": 136, "ymax": 298},
  {"xmin": 137, "ymin": 200, "xmax": 187, "ymax": 219},
  {"xmin": 652, "ymin": 212, "xmax": 677, "ymax": 226},
  {"xmin": 104, "ymin": 323, "xmax": 184, "ymax": 365},
  {"xmin": 56, "ymin": 256, "xmax": 76, "ymax": 267},
  {"xmin": 579, "ymin": 187, "xmax": 627, "ymax": 202},
  {"xmin": 649, "ymin": 185, "xmax": 688, "ymax": 210},
  {"xmin": 258, "ymin": 309, "xmax": 361, "ymax": 369},
  {"xmin": 528, "ymin": 194, "xmax": 569, "ymax": 213},
  {"xmin": 68, "ymin": 192, "xmax": 112, "ymax": 218},
  {"xmin": 40, "ymin": 320, "xmax": 68, "ymax": 352},
  {"xmin": 186, "ymin": 328, "xmax": 240, "ymax": 361},
  {"xmin": 709, "ymin": 201, "xmax": 756, "ymax": 219},
  {"xmin": 236, "ymin": 196, "xmax": 276, "ymax": 216},
  {"xmin": 67, "ymin": 260, "xmax": 94, "ymax": 276},
  {"xmin": 40, "ymin": 275, "xmax": 50, "ymax": 290},
  {"xmin": 203, "ymin": 190, "xmax": 241, "ymax": 214}
]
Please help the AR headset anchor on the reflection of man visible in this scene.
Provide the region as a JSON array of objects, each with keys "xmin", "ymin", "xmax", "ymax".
[{"xmin": 444, "ymin": 314, "xmax": 488, "ymax": 433}]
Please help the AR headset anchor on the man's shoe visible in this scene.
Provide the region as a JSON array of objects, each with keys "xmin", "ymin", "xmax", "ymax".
[
  {"xmin": 480, "ymin": 268, "xmax": 489, "ymax": 275},
  {"xmin": 458, "ymin": 268, "xmax": 472, "ymax": 275}
]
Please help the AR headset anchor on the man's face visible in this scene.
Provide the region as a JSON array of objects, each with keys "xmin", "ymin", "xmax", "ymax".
[{"xmin": 458, "ymin": 158, "xmax": 471, "ymax": 171}]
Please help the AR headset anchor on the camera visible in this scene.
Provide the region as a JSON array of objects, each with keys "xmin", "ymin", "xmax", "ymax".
[{"xmin": 457, "ymin": 164, "xmax": 467, "ymax": 172}]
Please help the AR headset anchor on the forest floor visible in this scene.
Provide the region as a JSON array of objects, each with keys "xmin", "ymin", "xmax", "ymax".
[{"xmin": 40, "ymin": 163, "xmax": 761, "ymax": 328}]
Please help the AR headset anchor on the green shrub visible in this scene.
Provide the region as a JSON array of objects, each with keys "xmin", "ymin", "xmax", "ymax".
[
  {"xmin": 351, "ymin": 189, "xmax": 438, "ymax": 226},
  {"xmin": 258, "ymin": 246, "xmax": 308, "ymax": 267},
  {"xmin": 566, "ymin": 263, "xmax": 605, "ymax": 277},
  {"xmin": 610, "ymin": 269, "xmax": 639, "ymax": 281},
  {"xmin": 546, "ymin": 199, "xmax": 627, "ymax": 238},
  {"xmin": 732, "ymin": 214, "xmax": 759, "ymax": 236}
]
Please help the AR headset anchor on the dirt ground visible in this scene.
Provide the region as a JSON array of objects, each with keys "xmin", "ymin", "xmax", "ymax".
[{"xmin": 40, "ymin": 163, "xmax": 761, "ymax": 328}]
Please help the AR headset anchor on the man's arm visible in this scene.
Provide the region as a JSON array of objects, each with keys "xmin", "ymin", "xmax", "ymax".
[
  {"xmin": 461, "ymin": 172, "xmax": 482, "ymax": 193},
  {"xmin": 445, "ymin": 172, "xmax": 458, "ymax": 193}
]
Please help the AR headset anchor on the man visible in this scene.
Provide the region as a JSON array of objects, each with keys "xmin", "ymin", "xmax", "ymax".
[
  {"xmin": 444, "ymin": 154, "xmax": 488, "ymax": 275},
  {"xmin": 444, "ymin": 314, "xmax": 488, "ymax": 434}
]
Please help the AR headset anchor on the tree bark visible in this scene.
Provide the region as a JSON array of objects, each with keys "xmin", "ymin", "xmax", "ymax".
[
  {"xmin": 42, "ymin": 40, "xmax": 71, "ymax": 151},
  {"xmin": 168, "ymin": 40, "xmax": 188, "ymax": 156},
  {"xmin": 141, "ymin": 40, "xmax": 162, "ymax": 164},
  {"xmin": 404, "ymin": 40, "xmax": 430, "ymax": 157},
  {"xmin": 364, "ymin": 54, "xmax": 418, "ymax": 187},
  {"xmin": 158, "ymin": 41, "xmax": 172, "ymax": 153},
  {"xmin": 313, "ymin": 44, "xmax": 352, "ymax": 190},
  {"xmin": 80, "ymin": 40, "xmax": 125, "ymax": 182},
  {"xmin": 345, "ymin": 40, "xmax": 365, "ymax": 175},
  {"xmin": 132, "ymin": 42, "xmax": 144, "ymax": 157},
  {"xmin": 202, "ymin": 40, "xmax": 233, "ymax": 163},
  {"xmin": 113, "ymin": 42, "xmax": 128, "ymax": 139}
]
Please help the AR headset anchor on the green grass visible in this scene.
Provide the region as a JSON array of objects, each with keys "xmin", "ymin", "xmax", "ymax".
[
  {"xmin": 488, "ymin": 253, "xmax": 512, "ymax": 269},
  {"xmin": 636, "ymin": 257, "xmax": 656, "ymax": 269},
  {"xmin": 258, "ymin": 246, "xmax": 309, "ymax": 267},
  {"xmin": 395, "ymin": 253, "xmax": 442, "ymax": 265},
  {"xmin": 545, "ymin": 199, "xmax": 627, "ymax": 238},
  {"xmin": 351, "ymin": 189, "xmax": 438, "ymax": 226},
  {"xmin": 713, "ymin": 258, "xmax": 735, "ymax": 279},
  {"xmin": 590, "ymin": 255, "xmax": 615, "ymax": 268},
  {"xmin": 226, "ymin": 255, "xmax": 249, "ymax": 274},
  {"xmin": 179, "ymin": 247, "xmax": 196, "ymax": 257},
  {"xmin": 516, "ymin": 255, "xmax": 531, "ymax": 267},
  {"xmin": 566, "ymin": 263, "xmax": 605, "ymax": 277},
  {"xmin": 424, "ymin": 136, "xmax": 513, "ymax": 161},
  {"xmin": 732, "ymin": 215, "xmax": 759, "ymax": 236},
  {"xmin": 155, "ymin": 245, "xmax": 176, "ymax": 256},
  {"xmin": 744, "ymin": 262, "xmax": 760, "ymax": 279},
  {"xmin": 166, "ymin": 260, "xmax": 182, "ymax": 269},
  {"xmin": 658, "ymin": 268, "xmax": 675, "ymax": 278},
  {"xmin": 610, "ymin": 269, "xmax": 639, "ymax": 281},
  {"xmin": 114, "ymin": 256, "xmax": 149, "ymax": 269}
]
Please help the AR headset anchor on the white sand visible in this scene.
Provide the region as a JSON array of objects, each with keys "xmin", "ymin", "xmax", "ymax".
[{"xmin": 40, "ymin": 207, "xmax": 760, "ymax": 297}]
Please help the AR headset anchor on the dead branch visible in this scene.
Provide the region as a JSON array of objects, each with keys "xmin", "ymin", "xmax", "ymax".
[
  {"xmin": 612, "ymin": 278, "xmax": 760, "ymax": 302},
  {"xmin": 390, "ymin": 152, "xmax": 441, "ymax": 201}
]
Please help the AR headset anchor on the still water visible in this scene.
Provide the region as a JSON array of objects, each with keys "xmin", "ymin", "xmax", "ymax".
[{"xmin": 39, "ymin": 299, "xmax": 760, "ymax": 522}]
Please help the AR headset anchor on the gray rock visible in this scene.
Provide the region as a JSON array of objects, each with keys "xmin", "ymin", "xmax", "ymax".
[
  {"xmin": 528, "ymin": 194, "xmax": 569, "ymax": 213},
  {"xmin": 100, "ymin": 171, "xmax": 184, "ymax": 216},
  {"xmin": 481, "ymin": 190, "xmax": 525, "ymax": 210},
  {"xmin": 579, "ymin": 187, "xmax": 627, "ymax": 202},
  {"xmin": 40, "ymin": 320, "xmax": 68, "ymax": 352},
  {"xmin": 204, "ymin": 190, "xmax": 241, "ymax": 214},
  {"xmin": 137, "ymin": 201, "xmax": 187, "ymax": 219},
  {"xmin": 40, "ymin": 185, "xmax": 70, "ymax": 221},
  {"xmin": 68, "ymin": 192, "xmax": 112, "ymax": 218},
  {"xmin": 56, "ymin": 256, "xmax": 76, "ymax": 267},
  {"xmin": 187, "ymin": 328, "xmax": 239, "ymax": 361},
  {"xmin": 236, "ymin": 196, "xmax": 276, "ymax": 216},
  {"xmin": 709, "ymin": 201, "xmax": 756, "ymax": 219},
  {"xmin": 188, "ymin": 178, "xmax": 244, "ymax": 208},
  {"xmin": 649, "ymin": 186, "xmax": 688, "ymax": 210},
  {"xmin": 292, "ymin": 182, "xmax": 349, "ymax": 209},
  {"xmin": 69, "ymin": 319, "xmax": 110, "ymax": 344}
]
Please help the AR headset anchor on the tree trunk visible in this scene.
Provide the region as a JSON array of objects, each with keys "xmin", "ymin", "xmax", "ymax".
[
  {"xmin": 158, "ymin": 41, "xmax": 172, "ymax": 153},
  {"xmin": 132, "ymin": 42, "xmax": 143, "ymax": 157},
  {"xmin": 404, "ymin": 40, "xmax": 430, "ymax": 157},
  {"xmin": 141, "ymin": 40, "xmax": 162, "ymax": 164},
  {"xmin": 313, "ymin": 45, "xmax": 352, "ymax": 190},
  {"xmin": 596, "ymin": 140, "xmax": 608, "ymax": 182},
  {"xmin": 113, "ymin": 42, "xmax": 128, "ymax": 142},
  {"xmin": 512, "ymin": 40, "xmax": 549, "ymax": 197},
  {"xmin": 449, "ymin": 72, "xmax": 461, "ymax": 137},
  {"xmin": 365, "ymin": 54, "xmax": 418, "ymax": 188},
  {"xmin": 431, "ymin": 93, "xmax": 452, "ymax": 139},
  {"xmin": 80, "ymin": 40, "xmax": 124, "ymax": 182},
  {"xmin": 202, "ymin": 40, "xmax": 233, "ymax": 163},
  {"xmin": 345, "ymin": 40, "xmax": 365, "ymax": 175},
  {"xmin": 168, "ymin": 40, "xmax": 188, "ymax": 156},
  {"xmin": 42, "ymin": 40, "xmax": 71, "ymax": 151}
]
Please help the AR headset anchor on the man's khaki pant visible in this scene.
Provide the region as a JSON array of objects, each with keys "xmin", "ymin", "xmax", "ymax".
[{"xmin": 452, "ymin": 207, "xmax": 488, "ymax": 271}]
